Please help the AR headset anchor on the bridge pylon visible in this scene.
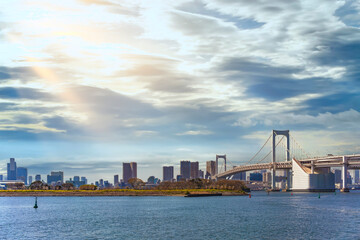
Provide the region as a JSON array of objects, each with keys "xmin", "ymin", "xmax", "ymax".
[
  {"xmin": 216, "ymin": 154, "xmax": 227, "ymax": 174},
  {"xmin": 272, "ymin": 130, "xmax": 290, "ymax": 190}
]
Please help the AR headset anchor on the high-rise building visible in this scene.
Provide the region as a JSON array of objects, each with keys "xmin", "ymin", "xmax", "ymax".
[
  {"xmin": 130, "ymin": 162, "xmax": 137, "ymax": 179},
  {"xmin": 198, "ymin": 170, "xmax": 204, "ymax": 179},
  {"xmin": 0, "ymin": 175, "xmax": 3, "ymax": 181},
  {"xmin": 123, "ymin": 162, "xmax": 137, "ymax": 183},
  {"xmin": 354, "ymin": 170, "xmax": 359, "ymax": 184},
  {"xmin": 176, "ymin": 175, "xmax": 183, "ymax": 182},
  {"xmin": 17, "ymin": 167, "xmax": 28, "ymax": 185},
  {"xmin": 74, "ymin": 176, "xmax": 80, "ymax": 182},
  {"xmin": 206, "ymin": 161, "xmax": 216, "ymax": 179},
  {"xmin": 250, "ymin": 172, "xmax": 263, "ymax": 181},
  {"xmin": 190, "ymin": 162, "xmax": 199, "ymax": 179},
  {"xmin": 7, "ymin": 158, "xmax": 17, "ymax": 180},
  {"xmin": 163, "ymin": 166, "xmax": 174, "ymax": 181},
  {"xmin": 47, "ymin": 171, "xmax": 64, "ymax": 184},
  {"xmin": 29, "ymin": 176, "xmax": 33, "ymax": 184},
  {"xmin": 35, "ymin": 174, "xmax": 41, "ymax": 182},
  {"xmin": 180, "ymin": 161, "xmax": 191, "ymax": 180},
  {"xmin": 114, "ymin": 175, "xmax": 119, "ymax": 186},
  {"xmin": 81, "ymin": 176, "xmax": 87, "ymax": 185}
]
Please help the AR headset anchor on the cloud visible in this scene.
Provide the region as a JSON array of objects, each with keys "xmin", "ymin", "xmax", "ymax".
[{"xmin": 176, "ymin": 130, "xmax": 213, "ymax": 136}]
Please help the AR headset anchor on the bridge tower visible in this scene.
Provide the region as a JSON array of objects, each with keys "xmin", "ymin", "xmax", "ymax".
[
  {"xmin": 272, "ymin": 130, "xmax": 290, "ymax": 190},
  {"xmin": 216, "ymin": 154, "xmax": 227, "ymax": 174}
]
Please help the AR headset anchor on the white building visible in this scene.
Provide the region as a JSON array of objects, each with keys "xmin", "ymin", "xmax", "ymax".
[{"xmin": 292, "ymin": 159, "xmax": 335, "ymax": 192}]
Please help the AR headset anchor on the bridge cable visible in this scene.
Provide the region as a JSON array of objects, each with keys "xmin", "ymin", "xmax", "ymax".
[
  {"xmin": 257, "ymin": 135, "xmax": 285, "ymax": 163},
  {"xmin": 245, "ymin": 134, "xmax": 272, "ymax": 164}
]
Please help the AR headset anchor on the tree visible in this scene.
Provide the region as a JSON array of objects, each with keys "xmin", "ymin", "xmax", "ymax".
[
  {"xmin": 61, "ymin": 183, "xmax": 75, "ymax": 190},
  {"xmin": 29, "ymin": 181, "xmax": 50, "ymax": 190},
  {"xmin": 79, "ymin": 184, "xmax": 97, "ymax": 190},
  {"xmin": 128, "ymin": 178, "xmax": 145, "ymax": 189}
]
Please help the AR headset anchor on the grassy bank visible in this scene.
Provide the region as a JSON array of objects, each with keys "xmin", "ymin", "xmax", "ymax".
[{"xmin": 0, "ymin": 189, "xmax": 248, "ymax": 197}]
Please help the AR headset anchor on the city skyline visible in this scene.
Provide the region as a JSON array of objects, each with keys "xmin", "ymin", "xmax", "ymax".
[{"xmin": 0, "ymin": 1, "xmax": 360, "ymax": 181}]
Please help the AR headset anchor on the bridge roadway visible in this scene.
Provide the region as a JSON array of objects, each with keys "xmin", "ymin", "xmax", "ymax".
[{"xmin": 214, "ymin": 154, "xmax": 360, "ymax": 179}]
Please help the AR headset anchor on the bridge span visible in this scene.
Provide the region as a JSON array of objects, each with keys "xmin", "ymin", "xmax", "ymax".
[{"xmin": 214, "ymin": 154, "xmax": 360, "ymax": 191}]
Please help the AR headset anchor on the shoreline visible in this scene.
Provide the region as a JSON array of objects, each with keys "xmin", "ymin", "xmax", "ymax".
[{"xmin": 0, "ymin": 189, "xmax": 248, "ymax": 197}]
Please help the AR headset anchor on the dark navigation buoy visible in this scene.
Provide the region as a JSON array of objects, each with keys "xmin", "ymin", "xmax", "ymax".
[{"xmin": 34, "ymin": 197, "xmax": 38, "ymax": 208}]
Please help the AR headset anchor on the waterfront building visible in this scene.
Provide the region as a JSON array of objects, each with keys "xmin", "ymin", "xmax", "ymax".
[
  {"xmin": 355, "ymin": 170, "xmax": 359, "ymax": 184},
  {"xmin": 47, "ymin": 171, "xmax": 64, "ymax": 185},
  {"xmin": 114, "ymin": 175, "xmax": 119, "ymax": 186},
  {"xmin": 176, "ymin": 175, "xmax": 183, "ymax": 182},
  {"xmin": 29, "ymin": 176, "xmax": 33, "ymax": 184},
  {"xmin": 104, "ymin": 180, "xmax": 111, "ymax": 188},
  {"xmin": 190, "ymin": 162, "xmax": 199, "ymax": 179},
  {"xmin": 123, "ymin": 162, "xmax": 137, "ymax": 183},
  {"xmin": 334, "ymin": 169, "xmax": 341, "ymax": 184},
  {"xmin": 163, "ymin": 166, "xmax": 174, "ymax": 181},
  {"xmin": 35, "ymin": 174, "xmax": 41, "ymax": 182},
  {"xmin": 206, "ymin": 161, "xmax": 216, "ymax": 178},
  {"xmin": 250, "ymin": 172, "xmax": 263, "ymax": 182},
  {"xmin": 81, "ymin": 176, "xmax": 87, "ymax": 185},
  {"xmin": 7, "ymin": 158, "xmax": 17, "ymax": 180},
  {"xmin": 198, "ymin": 170, "xmax": 204, "ymax": 179},
  {"xmin": 17, "ymin": 167, "xmax": 28, "ymax": 185},
  {"xmin": 66, "ymin": 176, "xmax": 86, "ymax": 188},
  {"xmin": 180, "ymin": 161, "xmax": 191, "ymax": 180},
  {"xmin": 147, "ymin": 176, "xmax": 155, "ymax": 184},
  {"xmin": 99, "ymin": 179, "xmax": 104, "ymax": 187}
]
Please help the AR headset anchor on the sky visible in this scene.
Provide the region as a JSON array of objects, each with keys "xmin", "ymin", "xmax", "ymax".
[{"xmin": 0, "ymin": 0, "xmax": 359, "ymax": 183}]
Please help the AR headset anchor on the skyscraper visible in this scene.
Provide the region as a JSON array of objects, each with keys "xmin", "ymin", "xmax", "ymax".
[
  {"xmin": 206, "ymin": 161, "xmax": 216, "ymax": 179},
  {"xmin": 180, "ymin": 161, "xmax": 191, "ymax": 180},
  {"xmin": 47, "ymin": 171, "xmax": 64, "ymax": 184},
  {"xmin": 35, "ymin": 174, "xmax": 41, "ymax": 182},
  {"xmin": 17, "ymin": 167, "xmax": 28, "ymax": 185},
  {"xmin": 123, "ymin": 162, "xmax": 137, "ymax": 183},
  {"xmin": 190, "ymin": 162, "xmax": 199, "ymax": 179},
  {"xmin": 130, "ymin": 162, "xmax": 137, "ymax": 179},
  {"xmin": 7, "ymin": 158, "xmax": 17, "ymax": 180},
  {"xmin": 114, "ymin": 174, "xmax": 119, "ymax": 186},
  {"xmin": 198, "ymin": 169, "xmax": 204, "ymax": 179},
  {"xmin": 355, "ymin": 170, "xmax": 359, "ymax": 184},
  {"xmin": 163, "ymin": 166, "xmax": 174, "ymax": 181},
  {"xmin": 81, "ymin": 176, "xmax": 87, "ymax": 185},
  {"xmin": 29, "ymin": 176, "xmax": 33, "ymax": 184},
  {"xmin": 0, "ymin": 175, "xmax": 3, "ymax": 181}
]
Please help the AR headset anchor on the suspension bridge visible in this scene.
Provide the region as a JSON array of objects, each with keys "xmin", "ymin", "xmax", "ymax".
[{"xmin": 213, "ymin": 130, "xmax": 360, "ymax": 192}]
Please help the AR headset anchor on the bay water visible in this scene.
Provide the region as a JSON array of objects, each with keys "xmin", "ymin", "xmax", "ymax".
[{"xmin": 0, "ymin": 191, "xmax": 359, "ymax": 239}]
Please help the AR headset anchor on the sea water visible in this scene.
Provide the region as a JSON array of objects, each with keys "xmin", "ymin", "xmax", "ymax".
[{"xmin": 0, "ymin": 191, "xmax": 359, "ymax": 239}]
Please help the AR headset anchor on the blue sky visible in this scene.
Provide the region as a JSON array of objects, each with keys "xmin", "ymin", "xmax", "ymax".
[{"xmin": 0, "ymin": 0, "xmax": 359, "ymax": 182}]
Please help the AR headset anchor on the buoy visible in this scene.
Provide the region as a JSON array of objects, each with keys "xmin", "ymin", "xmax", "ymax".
[
  {"xmin": 318, "ymin": 193, "xmax": 320, "ymax": 199},
  {"xmin": 34, "ymin": 197, "xmax": 38, "ymax": 208},
  {"xmin": 249, "ymin": 194, "xmax": 251, "ymax": 198},
  {"xmin": 291, "ymin": 192, "xmax": 293, "ymax": 196}
]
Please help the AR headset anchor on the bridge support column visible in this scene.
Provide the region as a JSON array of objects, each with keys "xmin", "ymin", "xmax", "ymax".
[
  {"xmin": 341, "ymin": 156, "xmax": 349, "ymax": 192},
  {"xmin": 285, "ymin": 169, "xmax": 291, "ymax": 190},
  {"xmin": 272, "ymin": 165, "xmax": 276, "ymax": 190},
  {"xmin": 311, "ymin": 161, "xmax": 314, "ymax": 174}
]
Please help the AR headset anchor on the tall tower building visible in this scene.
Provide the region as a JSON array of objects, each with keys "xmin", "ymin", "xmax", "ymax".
[
  {"xmin": 29, "ymin": 176, "xmax": 33, "ymax": 184},
  {"xmin": 114, "ymin": 174, "xmax": 119, "ymax": 186},
  {"xmin": 163, "ymin": 166, "xmax": 174, "ymax": 181},
  {"xmin": 7, "ymin": 158, "xmax": 17, "ymax": 180},
  {"xmin": 180, "ymin": 161, "xmax": 191, "ymax": 180},
  {"xmin": 35, "ymin": 174, "xmax": 41, "ymax": 182},
  {"xmin": 130, "ymin": 162, "xmax": 137, "ymax": 179},
  {"xmin": 123, "ymin": 162, "xmax": 137, "ymax": 183},
  {"xmin": 17, "ymin": 167, "xmax": 28, "ymax": 185},
  {"xmin": 206, "ymin": 161, "xmax": 216, "ymax": 178},
  {"xmin": 190, "ymin": 162, "xmax": 199, "ymax": 179}
]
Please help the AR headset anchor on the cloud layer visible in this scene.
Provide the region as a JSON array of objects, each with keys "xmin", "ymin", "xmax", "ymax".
[{"xmin": 0, "ymin": 0, "xmax": 359, "ymax": 181}]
